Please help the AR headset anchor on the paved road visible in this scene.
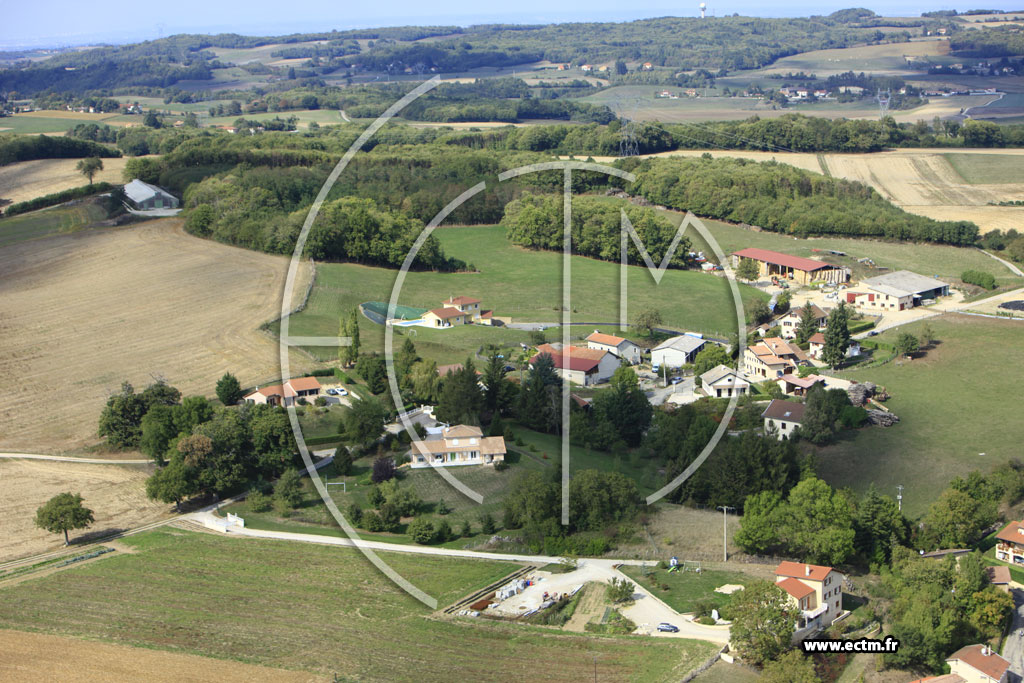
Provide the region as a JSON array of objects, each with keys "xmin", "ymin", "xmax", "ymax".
[
  {"xmin": 0, "ymin": 452, "xmax": 152, "ymax": 464},
  {"xmin": 1003, "ymin": 588, "xmax": 1024, "ymax": 681},
  {"xmin": 194, "ymin": 511, "xmax": 730, "ymax": 643}
]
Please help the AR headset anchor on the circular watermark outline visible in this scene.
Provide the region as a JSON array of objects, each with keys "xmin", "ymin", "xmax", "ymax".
[{"xmin": 279, "ymin": 76, "xmax": 747, "ymax": 606}]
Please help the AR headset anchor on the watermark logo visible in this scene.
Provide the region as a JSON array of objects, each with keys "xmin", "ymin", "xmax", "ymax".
[{"xmin": 278, "ymin": 77, "xmax": 746, "ymax": 606}]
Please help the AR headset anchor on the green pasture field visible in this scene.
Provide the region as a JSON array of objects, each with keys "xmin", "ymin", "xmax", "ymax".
[
  {"xmin": 0, "ymin": 115, "xmax": 95, "ymax": 134},
  {"xmin": 0, "ymin": 529, "xmax": 718, "ymax": 681},
  {"xmin": 945, "ymin": 152, "xmax": 1024, "ymax": 184},
  {"xmin": 0, "ymin": 202, "xmax": 111, "ymax": 248},
  {"xmin": 282, "ymin": 224, "xmax": 765, "ymax": 364},
  {"xmin": 816, "ymin": 314, "xmax": 1024, "ymax": 518}
]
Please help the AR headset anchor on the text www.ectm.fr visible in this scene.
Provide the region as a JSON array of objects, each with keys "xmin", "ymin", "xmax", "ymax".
[{"xmin": 802, "ymin": 637, "xmax": 900, "ymax": 654}]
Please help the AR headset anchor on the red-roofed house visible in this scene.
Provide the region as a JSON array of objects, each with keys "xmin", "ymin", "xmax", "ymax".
[
  {"xmin": 995, "ymin": 520, "xmax": 1024, "ymax": 565},
  {"xmin": 744, "ymin": 337, "xmax": 804, "ymax": 380},
  {"xmin": 732, "ymin": 247, "xmax": 849, "ymax": 285},
  {"xmin": 439, "ymin": 295, "xmax": 499, "ymax": 325},
  {"xmin": 243, "ymin": 376, "xmax": 322, "ymax": 407},
  {"xmin": 423, "ymin": 307, "xmax": 469, "ymax": 328},
  {"xmin": 986, "ymin": 566, "xmax": 1012, "ymax": 592},
  {"xmin": 946, "ymin": 644, "xmax": 1010, "ymax": 682},
  {"xmin": 530, "ymin": 343, "xmax": 620, "ymax": 386},
  {"xmin": 775, "ymin": 561, "xmax": 844, "ymax": 633},
  {"xmin": 585, "ymin": 331, "xmax": 642, "ymax": 365}
]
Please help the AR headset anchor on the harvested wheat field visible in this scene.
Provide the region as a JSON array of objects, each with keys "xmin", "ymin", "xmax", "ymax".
[
  {"xmin": 822, "ymin": 149, "xmax": 1024, "ymax": 233},
  {"xmin": 0, "ymin": 629, "xmax": 323, "ymax": 683},
  {"xmin": 0, "ymin": 458, "xmax": 166, "ymax": 562},
  {"xmin": 0, "ymin": 157, "xmax": 133, "ymax": 205},
  {"xmin": 0, "ymin": 218, "xmax": 314, "ymax": 453}
]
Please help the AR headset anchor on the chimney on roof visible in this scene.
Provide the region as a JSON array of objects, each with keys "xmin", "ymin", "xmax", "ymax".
[
  {"xmin": 982, "ymin": 644, "xmax": 990, "ymax": 656},
  {"xmin": 805, "ymin": 565, "xmax": 811, "ymax": 576}
]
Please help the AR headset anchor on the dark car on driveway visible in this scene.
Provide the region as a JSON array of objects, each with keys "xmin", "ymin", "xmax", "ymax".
[{"xmin": 657, "ymin": 623, "xmax": 679, "ymax": 633}]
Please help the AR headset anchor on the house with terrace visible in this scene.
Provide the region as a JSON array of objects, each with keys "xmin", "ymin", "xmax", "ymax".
[
  {"xmin": 410, "ymin": 425, "xmax": 506, "ymax": 468},
  {"xmin": 743, "ymin": 337, "xmax": 804, "ymax": 380},
  {"xmin": 775, "ymin": 561, "xmax": 844, "ymax": 635},
  {"xmin": 995, "ymin": 519, "xmax": 1024, "ymax": 565}
]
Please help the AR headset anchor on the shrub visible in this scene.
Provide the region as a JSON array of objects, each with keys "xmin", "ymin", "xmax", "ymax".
[
  {"xmin": 436, "ymin": 519, "xmax": 453, "ymax": 543},
  {"xmin": 248, "ymin": 489, "xmax": 271, "ymax": 512},
  {"xmin": 479, "ymin": 512, "xmax": 497, "ymax": 534},
  {"xmin": 459, "ymin": 519, "xmax": 472, "ymax": 537},
  {"xmin": 314, "ymin": 396, "xmax": 327, "ymax": 407},
  {"xmin": 361, "ymin": 510, "xmax": 384, "ymax": 531},
  {"xmin": 961, "ymin": 269, "xmax": 997, "ymax": 290},
  {"xmin": 408, "ymin": 517, "xmax": 436, "ymax": 544},
  {"xmin": 346, "ymin": 501, "xmax": 362, "ymax": 525}
]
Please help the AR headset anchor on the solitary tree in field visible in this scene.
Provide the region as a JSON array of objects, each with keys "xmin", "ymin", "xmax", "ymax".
[
  {"xmin": 215, "ymin": 372, "xmax": 243, "ymax": 406},
  {"xmin": 76, "ymin": 157, "xmax": 103, "ymax": 185},
  {"xmin": 35, "ymin": 492, "xmax": 94, "ymax": 546},
  {"xmin": 895, "ymin": 332, "xmax": 919, "ymax": 359},
  {"xmin": 633, "ymin": 307, "xmax": 663, "ymax": 337},
  {"xmin": 736, "ymin": 257, "xmax": 760, "ymax": 282}
]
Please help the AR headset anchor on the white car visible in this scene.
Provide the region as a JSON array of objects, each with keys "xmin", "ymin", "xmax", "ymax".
[{"xmin": 337, "ymin": 388, "xmax": 348, "ymax": 396}]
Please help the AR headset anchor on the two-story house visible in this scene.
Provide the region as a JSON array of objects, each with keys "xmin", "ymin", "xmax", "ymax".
[
  {"xmin": 585, "ymin": 331, "xmax": 643, "ymax": 365},
  {"xmin": 410, "ymin": 425, "xmax": 506, "ymax": 468},
  {"xmin": 994, "ymin": 520, "xmax": 1024, "ymax": 565},
  {"xmin": 775, "ymin": 561, "xmax": 844, "ymax": 634}
]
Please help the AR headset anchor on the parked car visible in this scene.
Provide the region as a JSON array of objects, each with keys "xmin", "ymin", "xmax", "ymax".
[
  {"xmin": 670, "ymin": 376, "xmax": 683, "ymax": 385},
  {"xmin": 337, "ymin": 388, "xmax": 349, "ymax": 396},
  {"xmin": 326, "ymin": 388, "xmax": 338, "ymax": 396},
  {"xmin": 657, "ymin": 623, "xmax": 679, "ymax": 633}
]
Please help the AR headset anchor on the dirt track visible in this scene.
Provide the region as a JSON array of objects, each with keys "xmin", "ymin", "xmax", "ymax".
[
  {"xmin": 0, "ymin": 157, "xmax": 133, "ymax": 205},
  {"xmin": 0, "ymin": 629, "xmax": 324, "ymax": 682},
  {"xmin": 0, "ymin": 218, "xmax": 314, "ymax": 452}
]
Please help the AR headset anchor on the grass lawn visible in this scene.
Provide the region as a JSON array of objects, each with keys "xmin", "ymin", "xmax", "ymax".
[
  {"xmin": 0, "ymin": 202, "xmax": 111, "ymax": 248},
  {"xmin": 0, "ymin": 529, "xmax": 717, "ymax": 681},
  {"xmin": 619, "ymin": 565, "xmax": 751, "ymax": 615},
  {"xmin": 815, "ymin": 314, "xmax": 1024, "ymax": 518},
  {"xmin": 693, "ymin": 660, "xmax": 760, "ymax": 683},
  {"xmin": 677, "ymin": 211, "xmax": 1024, "ymax": 287},
  {"xmin": 945, "ymin": 152, "xmax": 1024, "ymax": 185},
  {"xmin": 284, "ymin": 225, "xmax": 764, "ymax": 363}
]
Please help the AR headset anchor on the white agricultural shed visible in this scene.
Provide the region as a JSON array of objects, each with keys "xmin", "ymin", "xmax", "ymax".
[
  {"xmin": 651, "ymin": 334, "xmax": 707, "ymax": 368},
  {"xmin": 123, "ymin": 179, "xmax": 179, "ymax": 210}
]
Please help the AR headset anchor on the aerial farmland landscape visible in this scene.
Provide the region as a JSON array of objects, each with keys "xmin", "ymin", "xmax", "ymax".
[{"xmin": 3, "ymin": 3, "xmax": 1024, "ymax": 682}]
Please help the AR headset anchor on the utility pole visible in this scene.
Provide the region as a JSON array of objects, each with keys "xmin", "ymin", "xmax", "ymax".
[
  {"xmin": 717, "ymin": 505, "xmax": 734, "ymax": 562},
  {"xmin": 896, "ymin": 485, "xmax": 903, "ymax": 512}
]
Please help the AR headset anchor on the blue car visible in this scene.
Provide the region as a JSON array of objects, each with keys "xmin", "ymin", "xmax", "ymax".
[{"xmin": 657, "ymin": 623, "xmax": 679, "ymax": 633}]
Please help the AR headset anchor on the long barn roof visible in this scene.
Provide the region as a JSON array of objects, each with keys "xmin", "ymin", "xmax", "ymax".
[{"xmin": 733, "ymin": 247, "xmax": 836, "ymax": 273}]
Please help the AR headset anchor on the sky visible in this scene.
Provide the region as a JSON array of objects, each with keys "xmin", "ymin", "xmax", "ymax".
[{"xmin": 2, "ymin": 0, "xmax": 1020, "ymax": 50}]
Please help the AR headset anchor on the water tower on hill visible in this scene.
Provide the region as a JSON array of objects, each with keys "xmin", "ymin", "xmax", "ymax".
[{"xmin": 699, "ymin": 2, "xmax": 707, "ymax": 18}]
